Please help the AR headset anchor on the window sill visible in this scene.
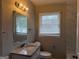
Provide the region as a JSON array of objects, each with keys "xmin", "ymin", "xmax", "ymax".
[{"xmin": 39, "ymin": 34, "xmax": 60, "ymax": 37}]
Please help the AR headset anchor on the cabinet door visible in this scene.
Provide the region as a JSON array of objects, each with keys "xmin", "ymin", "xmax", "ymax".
[
  {"xmin": 31, "ymin": 48, "xmax": 40, "ymax": 59},
  {"xmin": 9, "ymin": 54, "xmax": 30, "ymax": 59}
]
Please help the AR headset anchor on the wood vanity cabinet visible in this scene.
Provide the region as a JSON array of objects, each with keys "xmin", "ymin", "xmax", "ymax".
[{"xmin": 9, "ymin": 47, "xmax": 40, "ymax": 59}]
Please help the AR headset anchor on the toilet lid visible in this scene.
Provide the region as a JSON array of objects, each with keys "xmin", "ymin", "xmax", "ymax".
[{"xmin": 40, "ymin": 51, "xmax": 52, "ymax": 56}]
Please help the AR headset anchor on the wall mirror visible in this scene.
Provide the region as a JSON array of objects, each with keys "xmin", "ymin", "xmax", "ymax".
[{"xmin": 13, "ymin": 11, "xmax": 28, "ymax": 42}]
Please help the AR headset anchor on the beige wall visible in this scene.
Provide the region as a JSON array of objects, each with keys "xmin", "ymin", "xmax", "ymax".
[
  {"xmin": 0, "ymin": 0, "xmax": 2, "ymax": 56},
  {"xmin": 35, "ymin": 2, "xmax": 77, "ymax": 59},
  {"xmin": 0, "ymin": 0, "xmax": 35, "ymax": 56},
  {"xmin": 77, "ymin": 0, "xmax": 79, "ymax": 54},
  {"xmin": 35, "ymin": 4, "xmax": 66, "ymax": 59},
  {"xmin": 66, "ymin": 0, "xmax": 77, "ymax": 55}
]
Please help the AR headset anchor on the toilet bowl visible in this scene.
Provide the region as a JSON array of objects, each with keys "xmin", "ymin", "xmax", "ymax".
[
  {"xmin": 34, "ymin": 42, "xmax": 52, "ymax": 59},
  {"xmin": 40, "ymin": 51, "xmax": 52, "ymax": 59}
]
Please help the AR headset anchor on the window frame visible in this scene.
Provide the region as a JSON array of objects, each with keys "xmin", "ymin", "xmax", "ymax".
[{"xmin": 39, "ymin": 12, "xmax": 61, "ymax": 37}]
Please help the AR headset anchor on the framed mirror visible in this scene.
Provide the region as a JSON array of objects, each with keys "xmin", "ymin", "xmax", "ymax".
[{"xmin": 13, "ymin": 11, "xmax": 28, "ymax": 42}]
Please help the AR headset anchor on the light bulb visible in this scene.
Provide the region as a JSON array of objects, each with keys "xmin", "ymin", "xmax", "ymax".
[
  {"xmin": 26, "ymin": 8, "xmax": 29, "ymax": 11},
  {"xmin": 19, "ymin": 3, "xmax": 23, "ymax": 8}
]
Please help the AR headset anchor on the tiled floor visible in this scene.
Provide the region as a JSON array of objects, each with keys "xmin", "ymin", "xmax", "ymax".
[{"xmin": 0, "ymin": 56, "xmax": 8, "ymax": 59}]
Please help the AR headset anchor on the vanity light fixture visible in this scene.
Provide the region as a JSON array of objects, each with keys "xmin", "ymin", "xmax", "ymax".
[{"xmin": 15, "ymin": 2, "xmax": 29, "ymax": 11}]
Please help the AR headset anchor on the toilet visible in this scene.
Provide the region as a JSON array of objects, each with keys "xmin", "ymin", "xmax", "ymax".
[
  {"xmin": 34, "ymin": 42, "xmax": 52, "ymax": 59},
  {"xmin": 40, "ymin": 51, "xmax": 52, "ymax": 59}
]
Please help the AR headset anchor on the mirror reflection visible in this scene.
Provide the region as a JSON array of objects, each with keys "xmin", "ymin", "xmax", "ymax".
[{"xmin": 16, "ymin": 15, "xmax": 27, "ymax": 35}]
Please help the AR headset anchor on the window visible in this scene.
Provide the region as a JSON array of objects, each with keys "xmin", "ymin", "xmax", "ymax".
[{"xmin": 39, "ymin": 12, "xmax": 60, "ymax": 36}]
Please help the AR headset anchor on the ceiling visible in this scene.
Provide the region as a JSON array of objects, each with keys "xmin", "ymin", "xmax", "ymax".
[{"xmin": 31, "ymin": 0, "xmax": 66, "ymax": 6}]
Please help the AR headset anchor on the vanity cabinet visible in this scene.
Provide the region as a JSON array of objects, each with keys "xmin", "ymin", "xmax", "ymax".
[{"xmin": 9, "ymin": 46, "xmax": 40, "ymax": 59}]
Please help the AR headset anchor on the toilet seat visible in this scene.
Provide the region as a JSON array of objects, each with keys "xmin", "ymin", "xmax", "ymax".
[
  {"xmin": 40, "ymin": 51, "xmax": 52, "ymax": 59},
  {"xmin": 40, "ymin": 51, "xmax": 52, "ymax": 56}
]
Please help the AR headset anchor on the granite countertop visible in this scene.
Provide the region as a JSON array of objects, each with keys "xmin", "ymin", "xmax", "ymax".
[{"xmin": 10, "ymin": 42, "xmax": 40, "ymax": 56}]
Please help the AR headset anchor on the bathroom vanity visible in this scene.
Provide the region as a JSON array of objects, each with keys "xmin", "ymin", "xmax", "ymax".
[{"xmin": 9, "ymin": 43, "xmax": 40, "ymax": 59}]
